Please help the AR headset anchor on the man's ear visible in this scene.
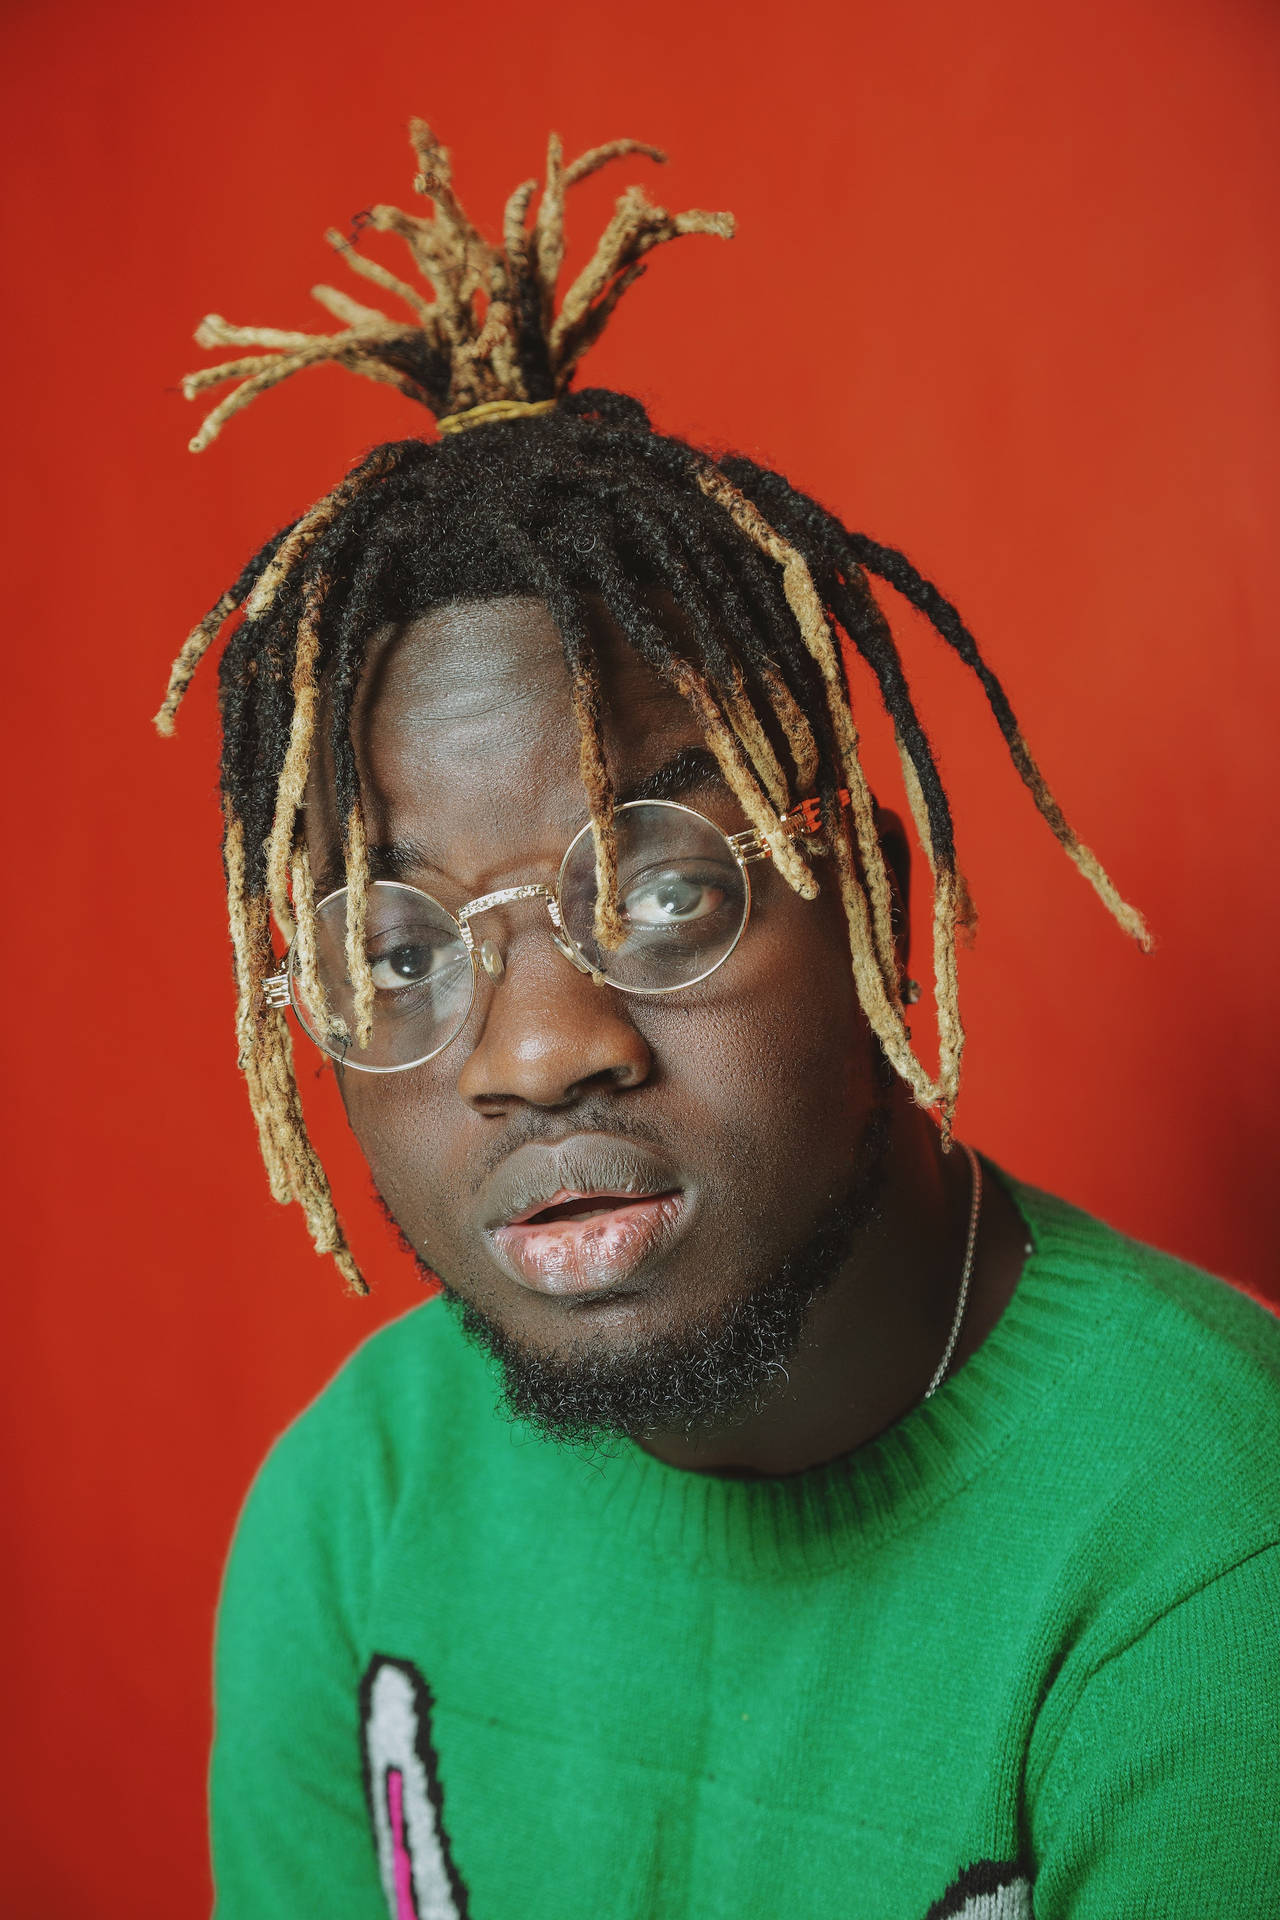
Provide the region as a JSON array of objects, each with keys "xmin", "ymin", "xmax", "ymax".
[{"xmin": 873, "ymin": 804, "xmax": 911, "ymax": 975}]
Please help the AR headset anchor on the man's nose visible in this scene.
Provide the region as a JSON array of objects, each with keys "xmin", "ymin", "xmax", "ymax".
[{"xmin": 455, "ymin": 919, "xmax": 652, "ymax": 1110}]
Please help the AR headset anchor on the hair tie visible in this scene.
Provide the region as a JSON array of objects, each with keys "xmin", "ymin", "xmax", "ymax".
[{"xmin": 436, "ymin": 398, "xmax": 557, "ymax": 435}]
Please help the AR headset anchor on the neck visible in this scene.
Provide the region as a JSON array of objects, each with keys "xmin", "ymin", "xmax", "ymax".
[{"xmin": 636, "ymin": 1102, "xmax": 1026, "ymax": 1477}]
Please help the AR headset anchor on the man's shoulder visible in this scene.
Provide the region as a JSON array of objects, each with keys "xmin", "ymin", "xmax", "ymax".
[
  {"xmin": 319, "ymin": 1287, "xmax": 480, "ymax": 1408},
  {"xmin": 246, "ymin": 1293, "xmax": 489, "ymax": 1525},
  {"xmin": 1003, "ymin": 1175, "xmax": 1280, "ymax": 1588},
  {"xmin": 1010, "ymin": 1173, "xmax": 1280, "ymax": 1391},
  {"xmin": 1000, "ymin": 1184, "xmax": 1280, "ymax": 1842}
]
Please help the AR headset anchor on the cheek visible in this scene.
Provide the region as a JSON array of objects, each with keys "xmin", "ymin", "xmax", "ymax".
[
  {"xmin": 633, "ymin": 920, "xmax": 880, "ymax": 1280},
  {"xmin": 642, "ymin": 883, "xmax": 877, "ymax": 1164},
  {"xmin": 335, "ymin": 1067, "xmax": 460, "ymax": 1226}
]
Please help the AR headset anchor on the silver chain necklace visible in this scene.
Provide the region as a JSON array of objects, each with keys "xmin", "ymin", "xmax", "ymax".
[{"xmin": 922, "ymin": 1142, "xmax": 982, "ymax": 1400}]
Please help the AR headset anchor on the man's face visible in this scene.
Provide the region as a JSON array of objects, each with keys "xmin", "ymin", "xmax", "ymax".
[{"xmin": 315, "ymin": 596, "xmax": 894, "ymax": 1439}]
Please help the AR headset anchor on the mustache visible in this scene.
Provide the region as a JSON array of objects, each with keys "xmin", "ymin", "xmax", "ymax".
[
  {"xmin": 479, "ymin": 1135, "xmax": 687, "ymax": 1233},
  {"xmin": 466, "ymin": 1098, "xmax": 676, "ymax": 1192}
]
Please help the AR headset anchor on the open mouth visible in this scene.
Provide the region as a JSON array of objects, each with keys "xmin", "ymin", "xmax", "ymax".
[
  {"xmin": 514, "ymin": 1190, "xmax": 678, "ymax": 1228},
  {"xmin": 480, "ymin": 1137, "xmax": 696, "ymax": 1300},
  {"xmin": 492, "ymin": 1186, "xmax": 688, "ymax": 1297}
]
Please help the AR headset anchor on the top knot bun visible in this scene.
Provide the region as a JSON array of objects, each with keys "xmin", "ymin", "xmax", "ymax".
[{"xmin": 182, "ymin": 120, "xmax": 733, "ymax": 453}]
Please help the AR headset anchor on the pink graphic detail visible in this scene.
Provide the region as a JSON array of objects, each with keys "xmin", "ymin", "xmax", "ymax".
[{"xmin": 386, "ymin": 1767, "xmax": 419, "ymax": 1920}]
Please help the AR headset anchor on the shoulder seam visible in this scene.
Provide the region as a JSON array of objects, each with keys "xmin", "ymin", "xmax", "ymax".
[
  {"xmin": 1082, "ymin": 1536, "xmax": 1280, "ymax": 1684},
  {"xmin": 1031, "ymin": 1536, "xmax": 1280, "ymax": 1803}
]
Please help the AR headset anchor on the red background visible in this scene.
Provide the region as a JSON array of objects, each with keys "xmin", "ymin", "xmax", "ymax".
[{"xmin": 3, "ymin": 0, "xmax": 1277, "ymax": 1907}]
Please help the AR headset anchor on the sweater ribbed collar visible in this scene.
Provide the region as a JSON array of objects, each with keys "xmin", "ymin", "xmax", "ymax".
[{"xmin": 547, "ymin": 1173, "xmax": 1129, "ymax": 1581}]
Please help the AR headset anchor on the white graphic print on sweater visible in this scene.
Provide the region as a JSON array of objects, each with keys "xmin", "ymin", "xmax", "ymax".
[{"xmin": 359, "ymin": 1654, "xmax": 1032, "ymax": 1920}]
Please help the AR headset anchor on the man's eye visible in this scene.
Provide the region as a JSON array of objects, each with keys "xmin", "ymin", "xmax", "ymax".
[
  {"xmin": 368, "ymin": 941, "xmax": 461, "ymax": 992},
  {"xmin": 621, "ymin": 868, "xmax": 727, "ymax": 929}
]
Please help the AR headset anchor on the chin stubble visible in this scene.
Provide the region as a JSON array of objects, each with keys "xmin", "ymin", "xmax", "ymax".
[{"xmin": 416, "ymin": 1104, "xmax": 891, "ymax": 1451}]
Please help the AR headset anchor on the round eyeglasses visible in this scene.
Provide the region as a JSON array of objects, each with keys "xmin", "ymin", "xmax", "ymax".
[{"xmin": 263, "ymin": 792, "xmax": 845, "ymax": 1073}]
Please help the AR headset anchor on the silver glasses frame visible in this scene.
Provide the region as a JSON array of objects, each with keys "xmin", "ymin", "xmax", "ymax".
[{"xmin": 262, "ymin": 791, "xmax": 846, "ymax": 1072}]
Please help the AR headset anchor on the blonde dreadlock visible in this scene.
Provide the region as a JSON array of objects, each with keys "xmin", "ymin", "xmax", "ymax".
[
  {"xmin": 158, "ymin": 116, "xmax": 1149, "ymax": 1288},
  {"xmin": 182, "ymin": 121, "xmax": 731, "ymax": 451}
]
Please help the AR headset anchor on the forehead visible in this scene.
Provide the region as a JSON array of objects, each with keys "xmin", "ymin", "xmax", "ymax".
[{"xmin": 343, "ymin": 595, "xmax": 707, "ymax": 884}]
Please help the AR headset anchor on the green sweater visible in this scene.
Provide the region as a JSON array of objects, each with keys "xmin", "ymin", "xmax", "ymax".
[{"xmin": 212, "ymin": 1178, "xmax": 1280, "ymax": 1918}]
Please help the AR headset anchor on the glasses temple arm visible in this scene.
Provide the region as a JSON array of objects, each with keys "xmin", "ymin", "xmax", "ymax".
[{"xmin": 729, "ymin": 788, "xmax": 853, "ymax": 865}]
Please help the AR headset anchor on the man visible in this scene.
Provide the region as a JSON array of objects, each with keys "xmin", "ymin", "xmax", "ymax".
[{"xmin": 161, "ymin": 120, "xmax": 1280, "ymax": 1918}]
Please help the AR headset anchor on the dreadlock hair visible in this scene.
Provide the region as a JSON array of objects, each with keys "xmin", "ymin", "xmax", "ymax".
[{"xmin": 157, "ymin": 118, "xmax": 1150, "ymax": 1292}]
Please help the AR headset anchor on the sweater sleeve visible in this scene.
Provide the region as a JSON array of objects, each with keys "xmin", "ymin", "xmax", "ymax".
[
  {"xmin": 210, "ymin": 1406, "xmax": 389, "ymax": 1920},
  {"xmin": 1030, "ymin": 1543, "xmax": 1280, "ymax": 1919}
]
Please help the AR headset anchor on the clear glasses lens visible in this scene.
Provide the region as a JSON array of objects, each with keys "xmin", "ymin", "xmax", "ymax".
[
  {"xmin": 288, "ymin": 805, "xmax": 751, "ymax": 1069},
  {"xmin": 290, "ymin": 881, "xmax": 474, "ymax": 1070},
  {"xmin": 558, "ymin": 800, "xmax": 750, "ymax": 992}
]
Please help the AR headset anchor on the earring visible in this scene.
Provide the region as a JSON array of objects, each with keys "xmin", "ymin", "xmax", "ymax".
[{"xmin": 901, "ymin": 977, "xmax": 921, "ymax": 1005}]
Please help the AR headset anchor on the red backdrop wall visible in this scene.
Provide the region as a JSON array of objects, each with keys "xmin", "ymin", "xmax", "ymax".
[{"xmin": 3, "ymin": 0, "xmax": 1277, "ymax": 1908}]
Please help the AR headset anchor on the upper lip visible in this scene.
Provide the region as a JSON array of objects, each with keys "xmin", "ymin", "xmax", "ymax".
[{"xmin": 480, "ymin": 1136, "xmax": 687, "ymax": 1233}]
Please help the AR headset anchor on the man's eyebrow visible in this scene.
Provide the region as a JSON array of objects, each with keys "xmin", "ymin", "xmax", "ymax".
[
  {"xmin": 619, "ymin": 745, "xmax": 727, "ymax": 805},
  {"xmin": 312, "ymin": 836, "xmax": 439, "ymax": 897},
  {"xmin": 370, "ymin": 836, "xmax": 443, "ymax": 883}
]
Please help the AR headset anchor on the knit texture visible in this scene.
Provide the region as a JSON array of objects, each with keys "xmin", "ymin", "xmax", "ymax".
[{"xmin": 211, "ymin": 1176, "xmax": 1280, "ymax": 1918}]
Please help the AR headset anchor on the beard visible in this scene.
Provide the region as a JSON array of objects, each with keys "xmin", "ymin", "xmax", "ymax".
[{"xmin": 421, "ymin": 1103, "xmax": 891, "ymax": 1451}]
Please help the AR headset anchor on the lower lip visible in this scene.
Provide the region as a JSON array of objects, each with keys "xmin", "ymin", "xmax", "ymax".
[{"xmin": 490, "ymin": 1193, "xmax": 688, "ymax": 1297}]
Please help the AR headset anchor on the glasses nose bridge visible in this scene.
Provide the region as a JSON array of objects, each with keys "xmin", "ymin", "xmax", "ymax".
[
  {"xmin": 455, "ymin": 880, "xmax": 566, "ymax": 949},
  {"xmin": 456, "ymin": 878, "xmax": 598, "ymax": 983}
]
